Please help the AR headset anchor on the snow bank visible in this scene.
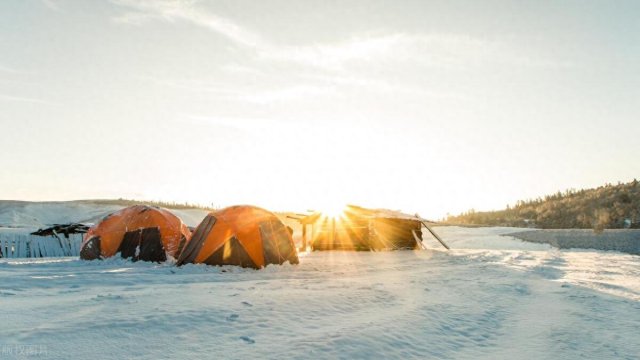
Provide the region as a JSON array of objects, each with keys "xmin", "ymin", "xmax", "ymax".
[{"xmin": 0, "ymin": 231, "xmax": 83, "ymax": 258}]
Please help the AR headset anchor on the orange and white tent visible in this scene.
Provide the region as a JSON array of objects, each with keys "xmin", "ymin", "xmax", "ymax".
[
  {"xmin": 177, "ymin": 205, "xmax": 298, "ymax": 269},
  {"xmin": 80, "ymin": 205, "xmax": 191, "ymax": 262}
]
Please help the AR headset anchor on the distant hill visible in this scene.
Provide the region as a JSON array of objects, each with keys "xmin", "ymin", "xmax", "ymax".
[
  {"xmin": 0, "ymin": 199, "xmax": 212, "ymax": 229},
  {"xmin": 87, "ymin": 198, "xmax": 219, "ymax": 211},
  {"xmin": 447, "ymin": 180, "xmax": 640, "ymax": 230}
]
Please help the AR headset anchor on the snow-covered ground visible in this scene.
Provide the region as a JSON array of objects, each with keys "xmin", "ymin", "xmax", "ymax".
[
  {"xmin": 433, "ymin": 226, "xmax": 640, "ymax": 301},
  {"xmin": 1, "ymin": 227, "xmax": 639, "ymax": 359}
]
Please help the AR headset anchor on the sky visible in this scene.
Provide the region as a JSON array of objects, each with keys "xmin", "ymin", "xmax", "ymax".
[{"xmin": 1, "ymin": 0, "xmax": 639, "ymax": 219}]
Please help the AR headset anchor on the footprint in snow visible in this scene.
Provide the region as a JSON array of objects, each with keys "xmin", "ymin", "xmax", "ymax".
[
  {"xmin": 240, "ymin": 336, "xmax": 255, "ymax": 344},
  {"xmin": 241, "ymin": 301, "xmax": 253, "ymax": 307},
  {"xmin": 513, "ymin": 283, "xmax": 530, "ymax": 296},
  {"xmin": 93, "ymin": 294, "xmax": 124, "ymax": 301}
]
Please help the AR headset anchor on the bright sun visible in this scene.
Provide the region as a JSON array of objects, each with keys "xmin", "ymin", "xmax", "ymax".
[{"xmin": 319, "ymin": 203, "xmax": 346, "ymax": 218}]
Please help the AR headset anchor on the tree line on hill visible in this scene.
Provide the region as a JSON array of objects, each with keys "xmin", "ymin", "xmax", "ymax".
[
  {"xmin": 91, "ymin": 198, "xmax": 220, "ymax": 211},
  {"xmin": 447, "ymin": 179, "xmax": 640, "ymax": 230}
]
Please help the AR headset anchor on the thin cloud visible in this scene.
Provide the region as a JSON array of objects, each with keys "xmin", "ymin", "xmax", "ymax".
[
  {"xmin": 111, "ymin": 0, "xmax": 263, "ymax": 47},
  {"xmin": 264, "ymin": 33, "xmax": 571, "ymax": 71},
  {"xmin": 232, "ymin": 85, "xmax": 337, "ymax": 105},
  {"xmin": 300, "ymin": 73, "xmax": 473, "ymax": 102},
  {"xmin": 260, "ymin": 34, "xmax": 406, "ymax": 71},
  {"xmin": 137, "ymin": 73, "xmax": 338, "ymax": 104},
  {"xmin": 110, "ymin": 1, "xmax": 569, "ymax": 71},
  {"xmin": 112, "ymin": 1, "xmax": 567, "ymax": 108},
  {"xmin": 0, "ymin": 64, "xmax": 19, "ymax": 73},
  {"xmin": 219, "ymin": 63, "xmax": 265, "ymax": 76},
  {"xmin": 135, "ymin": 75, "xmax": 247, "ymax": 96},
  {"xmin": 0, "ymin": 94, "xmax": 59, "ymax": 106},
  {"xmin": 180, "ymin": 114, "xmax": 284, "ymax": 132},
  {"xmin": 41, "ymin": 0, "xmax": 63, "ymax": 12}
]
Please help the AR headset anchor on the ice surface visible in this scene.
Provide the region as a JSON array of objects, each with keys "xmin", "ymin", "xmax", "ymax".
[{"xmin": 1, "ymin": 226, "xmax": 639, "ymax": 359}]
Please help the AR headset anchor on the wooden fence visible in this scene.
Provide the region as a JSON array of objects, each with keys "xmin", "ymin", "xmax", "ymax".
[{"xmin": 0, "ymin": 232, "xmax": 83, "ymax": 258}]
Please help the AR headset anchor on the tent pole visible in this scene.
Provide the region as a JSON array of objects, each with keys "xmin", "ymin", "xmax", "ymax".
[
  {"xmin": 417, "ymin": 218, "xmax": 450, "ymax": 250},
  {"xmin": 301, "ymin": 224, "xmax": 307, "ymax": 252}
]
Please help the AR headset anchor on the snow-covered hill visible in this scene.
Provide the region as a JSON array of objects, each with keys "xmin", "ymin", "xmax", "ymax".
[{"xmin": 0, "ymin": 200, "xmax": 210, "ymax": 229}]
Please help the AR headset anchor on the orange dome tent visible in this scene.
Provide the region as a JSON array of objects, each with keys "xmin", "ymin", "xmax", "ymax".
[
  {"xmin": 80, "ymin": 205, "xmax": 191, "ymax": 262},
  {"xmin": 177, "ymin": 205, "xmax": 299, "ymax": 269}
]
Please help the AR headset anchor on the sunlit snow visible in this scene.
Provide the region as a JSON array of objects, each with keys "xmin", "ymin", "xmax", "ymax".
[{"xmin": 1, "ymin": 227, "xmax": 638, "ymax": 359}]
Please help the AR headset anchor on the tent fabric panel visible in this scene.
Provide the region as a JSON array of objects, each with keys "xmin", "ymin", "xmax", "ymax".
[
  {"xmin": 80, "ymin": 236, "xmax": 102, "ymax": 260},
  {"xmin": 310, "ymin": 216, "xmax": 371, "ymax": 251},
  {"xmin": 117, "ymin": 227, "xmax": 166, "ymax": 262},
  {"xmin": 119, "ymin": 229, "xmax": 142, "ymax": 259},
  {"xmin": 138, "ymin": 227, "xmax": 167, "ymax": 262},
  {"xmin": 372, "ymin": 218, "xmax": 421, "ymax": 250},
  {"xmin": 260, "ymin": 220, "xmax": 299, "ymax": 265},
  {"xmin": 177, "ymin": 215, "xmax": 217, "ymax": 265},
  {"xmin": 175, "ymin": 234, "xmax": 187, "ymax": 259},
  {"xmin": 261, "ymin": 221, "xmax": 282, "ymax": 265},
  {"xmin": 193, "ymin": 218, "xmax": 234, "ymax": 264},
  {"xmin": 220, "ymin": 207, "xmax": 267, "ymax": 268},
  {"xmin": 203, "ymin": 236, "xmax": 258, "ymax": 269}
]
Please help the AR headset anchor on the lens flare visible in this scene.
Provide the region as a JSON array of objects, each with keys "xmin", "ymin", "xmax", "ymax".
[{"xmin": 319, "ymin": 204, "xmax": 345, "ymax": 219}]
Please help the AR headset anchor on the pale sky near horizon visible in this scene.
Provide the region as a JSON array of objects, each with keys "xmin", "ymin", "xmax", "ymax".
[{"xmin": 1, "ymin": 0, "xmax": 639, "ymax": 219}]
